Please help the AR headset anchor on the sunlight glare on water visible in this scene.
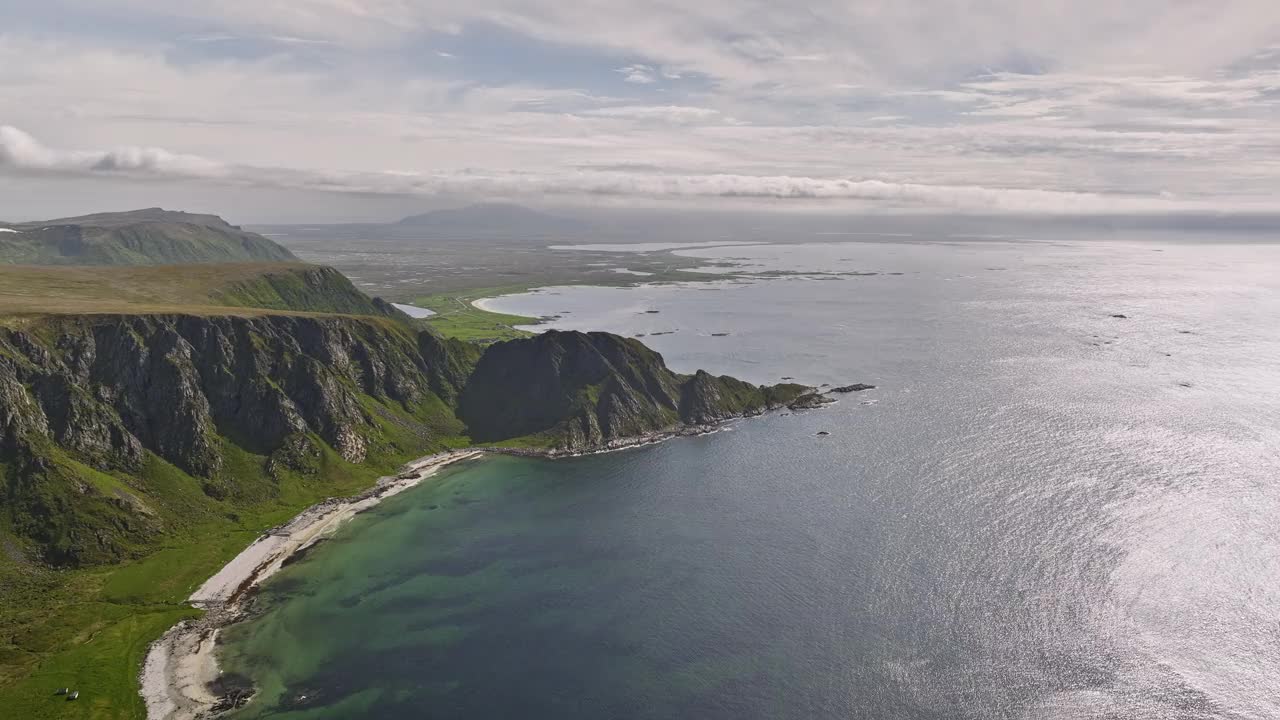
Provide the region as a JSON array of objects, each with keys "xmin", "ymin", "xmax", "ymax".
[{"xmin": 223, "ymin": 235, "xmax": 1280, "ymax": 720}]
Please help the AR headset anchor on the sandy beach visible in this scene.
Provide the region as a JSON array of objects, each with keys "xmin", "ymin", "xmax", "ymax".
[
  {"xmin": 469, "ymin": 296, "xmax": 504, "ymax": 314},
  {"xmin": 139, "ymin": 449, "xmax": 483, "ymax": 720}
]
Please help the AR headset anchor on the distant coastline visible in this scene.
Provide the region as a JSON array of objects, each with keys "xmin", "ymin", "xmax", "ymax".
[{"xmin": 468, "ymin": 296, "xmax": 504, "ymax": 314}]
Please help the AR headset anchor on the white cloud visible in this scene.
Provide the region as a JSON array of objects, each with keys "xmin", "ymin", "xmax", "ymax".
[
  {"xmin": 0, "ymin": 126, "xmax": 228, "ymax": 178},
  {"xmin": 0, "ymin": 3, "xmax": 1277, "ymax": 218},
  {"xmin": 5, "ymin": 124, "xmax": 1274, "ymax": 214},
  {"xmin": 616, "ymin": 64, "xmax": 659, "ymax": 84},
  {"xmin": 584, "ymin": 106, "xmax": 720, "ymax": 122}
]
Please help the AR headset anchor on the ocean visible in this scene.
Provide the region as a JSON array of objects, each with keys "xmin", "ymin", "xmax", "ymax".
[{"xmin": 218, "ymin": 233, "xmax": 1280, "ymax": 719}]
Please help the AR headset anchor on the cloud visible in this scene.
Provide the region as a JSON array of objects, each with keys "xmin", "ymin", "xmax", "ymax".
[
  {"xmin": 584, "ymin": 105, "xmax": 720, "ymax": 122},
  {"xmin": 0, "ymin": 3, "xmax": 1277, "ymax": 219},
  {"xmin": 0, "ymin": 126, "xmax": 227, "ymax": 178},
  {"xmin": 616, "ymin": 64, "xmax": 659, "ymax": 84},
  {"xmin": 4, "ymin": 125, "xmax": 1270, "ymax": 214}
]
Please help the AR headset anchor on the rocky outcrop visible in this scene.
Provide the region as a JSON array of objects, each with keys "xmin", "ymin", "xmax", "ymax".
[
  {"xmin": 787, "ymin": 392, "xmax": 836, "ymax": 410},
  {"xmin": 0, "ymin": 313, "xmax": 475, "ymax": 563},
  {"xmin": 1, "ymin": 318, "xmax": 802, "ymax": 565},
  {"xmin": 831, "ymin": 383, "xmax": 876, "ymax": 393},
  {"xmin": 5, "ymin": 315, "xmax": 475, "ymax": 470},
  {"xmin": 459, "ymin": 330, "xmax": 808, "ymax": 449}
]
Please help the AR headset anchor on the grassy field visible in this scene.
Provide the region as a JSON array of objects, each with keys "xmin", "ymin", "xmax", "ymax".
[
  {"xmin": 0, "ymin": 263, "xmax": 370, "ymax": 318},
  {"xmin": 0, "ymin": 282, "xmax": 473, "ymax": 719},
  {"xmin": 411, "ymin": 285, "xmax": 543, "ymax": 343},
  {"xmin": 0, "ymin": 434, "xmax": 455, "ymax": 719}
]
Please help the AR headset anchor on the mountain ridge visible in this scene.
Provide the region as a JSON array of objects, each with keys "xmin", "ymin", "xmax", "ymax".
[
  {"xmin": 395, "ymin": 202, "xmax": 583, "ymax": 233},
  {"xmin": 0, "ymin": 209, "xmax": 297, "ymax": 266}
]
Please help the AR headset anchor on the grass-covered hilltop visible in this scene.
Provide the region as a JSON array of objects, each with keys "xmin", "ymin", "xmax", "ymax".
[
  {"xmin": 0, "ymin": 215, "xmax": 809, "ymax": 719},
  {"xmin": 0, "ymin": 208, "xmax": 298, "ymax": 266}
]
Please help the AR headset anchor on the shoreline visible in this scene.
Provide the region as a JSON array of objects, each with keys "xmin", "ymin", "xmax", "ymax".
[
  {"xmin": 487, "ymin": 422, "xmax": 733, "ymax": 459},
  {"xmin": 136, "ymin": 426, "xmax": 750, "ymax": 719},
  {"xmin": 137, "ymin": 398, "xmax": 841, "ymax": 719},
  {"xmin": 468, "ymin": 296, "xmax": 505, "ymax": 314},
  {"xmin": 139, "ymin": 449, "xmax": 484, "ymax": 720}
]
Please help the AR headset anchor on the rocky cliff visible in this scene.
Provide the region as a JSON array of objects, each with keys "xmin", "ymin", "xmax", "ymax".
[
  {"xmin": 0, "ymin": 313, "xmax": 475, "ymax": 565},
  {"xmin": 0, "ymin": 316, "xmax": 803, "ymax": 567},
  {"xmin": 459, "ymin": 330, "xmax": 807, "ymax": 449}
]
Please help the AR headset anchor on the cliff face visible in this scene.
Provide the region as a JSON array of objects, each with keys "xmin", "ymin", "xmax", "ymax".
[
  {"xmin": 0, "ymin": 314, "xmax": 474, "ymax": 564},
  {"xmin": 459, "ymin": 330, "xmax": 807, "ymax": 449},
  {"xmin": 0, "ymin": 319, "xmax": 801, "ymax": 566}
]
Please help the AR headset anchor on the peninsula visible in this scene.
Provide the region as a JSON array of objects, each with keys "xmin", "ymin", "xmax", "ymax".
[{"xmin": 0, "ymin": 210, "xmax": 814, "ymax": 718}]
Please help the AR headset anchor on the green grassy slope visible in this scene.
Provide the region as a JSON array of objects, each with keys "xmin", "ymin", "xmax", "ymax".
[
  {"xmin": 412, "ymin": 286, "xmax": 540, "ymax": 343},
  {"xmin": 0, "ymin": 426, "xmax": 464, "ymax": 719},
  {"xmin": 0, "ymin": 209, "xmax": 296, "ymax": 266},
  {"xmin": 0, "ymin": 263, "xmax": 399, "ymax": 319}
]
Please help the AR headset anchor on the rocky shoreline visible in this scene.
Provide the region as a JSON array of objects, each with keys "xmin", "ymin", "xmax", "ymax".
[{"xmin": 489, "ymin": 422, "xmax": 731, "ymax": 459}]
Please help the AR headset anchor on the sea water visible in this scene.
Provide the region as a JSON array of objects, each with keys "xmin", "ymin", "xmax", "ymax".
[{"xmin": 219, "ymin": 234, "xmax": 1280, "ymax": 719}]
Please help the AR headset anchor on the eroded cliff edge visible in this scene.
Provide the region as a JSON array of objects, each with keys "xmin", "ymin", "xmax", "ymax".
[{"xmin": 0, "ymin": 315, "xmax": 806, "ymax": 567}]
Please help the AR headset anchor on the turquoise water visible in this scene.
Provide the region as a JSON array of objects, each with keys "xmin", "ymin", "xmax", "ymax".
[{"xmin": 222, "ymin": 235, "xmax": 1280, "ymax": 719}]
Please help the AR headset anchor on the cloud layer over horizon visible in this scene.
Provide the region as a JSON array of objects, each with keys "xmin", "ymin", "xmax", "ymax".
[{"xmin": 0, "ymin": 1, "xmax": 1277, "ymax": 221}]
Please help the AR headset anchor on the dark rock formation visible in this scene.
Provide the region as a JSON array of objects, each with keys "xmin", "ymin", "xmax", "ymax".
[
  {"xmin": 1, "ymin": 318, "xmax": 803, "ymax": 565},
  {"xmin": 831, "ymin": 383, "xmax": 876, "ymax": 393},
  {"xmin": 0, "ymin": 313, "xmax": 473, "ymax": 564},
  {"xmin": 787, "ymin": 392, "xmax": 836, "ymax": 411},
  {"xmin": 459, "ymin": 330, "xmax": 807, "ymax": 449}
]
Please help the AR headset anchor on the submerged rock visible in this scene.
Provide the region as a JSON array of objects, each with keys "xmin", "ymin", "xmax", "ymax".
[
  {"xmin": 787, "ymin": 393, "xmax": 835, "ymax": 411},
  {"xmin": 831, "ymin": 383, "xmax": 876, "ymax": 393}
]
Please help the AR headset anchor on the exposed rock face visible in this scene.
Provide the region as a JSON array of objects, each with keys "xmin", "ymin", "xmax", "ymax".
[
  {"xmin": 787, "ymin": 392, "xmax": 836, "ymax": 410},
  {"xmin": 1, "ymin": 315, "xmax": 468, "ymax": 472},
  {"xmin": 1, "ymin": 319, "xmax": 798, "ymax": 565},
  {"xmin": 831, "ymin": 383, "xmax": 876, "ymax": 393},
  {"xmin": 0, "ymin": 314, "xmax": 472, "ymax": 564},
  {"xmin": 459, "ymin": 330, "xmax": 808, "ymax": 449}
]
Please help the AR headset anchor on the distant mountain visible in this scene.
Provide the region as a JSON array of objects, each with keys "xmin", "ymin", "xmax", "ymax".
[
  {"xmin": 0, "ymin": 208, "xmax": 298, "ymax": 265},
  {"xmin": 393, "ymin": 203, "xmax": 588, "ymax": 237}
]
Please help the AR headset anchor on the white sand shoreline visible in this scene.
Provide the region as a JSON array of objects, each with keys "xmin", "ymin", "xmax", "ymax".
[
  {"xmin": 139, "ymin": 449, "xmax": 484, "ymax": 720},
  {"xmin": 468, "ymin": 296, "xmax": 506, "ymax": 314}
]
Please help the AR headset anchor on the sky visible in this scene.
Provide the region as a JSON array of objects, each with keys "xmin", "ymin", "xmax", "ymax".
[{"xmin": 0, "ymin": 1, "xmax": 1278, "ymax": 222}]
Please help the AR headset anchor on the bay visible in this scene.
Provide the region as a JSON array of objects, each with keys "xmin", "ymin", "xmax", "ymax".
[{"xmin": 220, "ymin": 235, "xmax": 1280, "ymax": 719}]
